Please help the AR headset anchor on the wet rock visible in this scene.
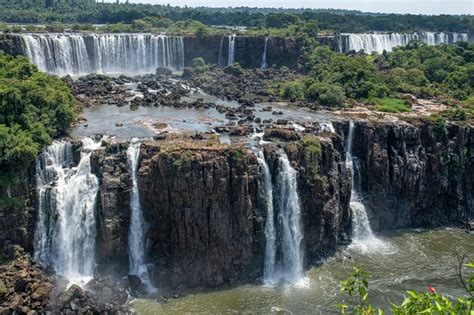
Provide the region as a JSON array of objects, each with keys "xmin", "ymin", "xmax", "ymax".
[{"xmin": 156, "ymin": 67, "xmax": 173, "ymax": 77}]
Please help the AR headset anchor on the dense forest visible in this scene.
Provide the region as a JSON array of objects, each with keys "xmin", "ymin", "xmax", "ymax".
[
  {"xmin": 1, "ymin": 0, "xmax": 473, "ymax": 33},
  {"xmin": 0, "ymin": 53, "xmax": 76, "ymax": 188}
]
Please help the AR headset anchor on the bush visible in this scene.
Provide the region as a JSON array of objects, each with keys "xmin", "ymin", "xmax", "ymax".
[
  {"xmin": 304, "ymin": 82, "xmax": 345, "ymax": 107},
  {"xmin": 279, "ymin": 81, "xmax": 305, "ymax": 101}
]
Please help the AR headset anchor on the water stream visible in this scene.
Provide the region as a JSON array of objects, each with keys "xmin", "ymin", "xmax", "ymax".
[
  {"xmin": 127, "ymin": 141, "xmax": 156, "ymax": 293},
  {"xmin": 256, "ymin": 148, "xmax": 276, "ymax": 285},
  {"xmin": 227, "ymin": 34, "xmax": 236, "ymax": 66},
  {"xmin": 261, "ymin": 37, "xmax": 268, "ymax": 69},
  {"xmin": 345, "ymin": 121, "xmax": 388, "ymax": 252}
]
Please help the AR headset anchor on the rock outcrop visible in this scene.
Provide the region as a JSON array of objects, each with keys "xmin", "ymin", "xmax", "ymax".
[{"xmin": 350, "ymin": 120, "xmax": 474, "ymax": 230}]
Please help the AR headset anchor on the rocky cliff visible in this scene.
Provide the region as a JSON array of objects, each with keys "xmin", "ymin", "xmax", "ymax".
[
  {"xmin": 1, "ymin": 119, "xmax": 473, "ymax": 290},
  {"xmin": 350, "ymin": 120, "xmax": 474, "ymax": 230},
  {"xmin": 87, "ymin": 135, "xmax": 350, "ymax": 289}
]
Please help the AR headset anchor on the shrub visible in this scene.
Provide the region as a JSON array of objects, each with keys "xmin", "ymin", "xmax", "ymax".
[
  {"xmin": 304, "ymin": 82, "xmax": 345, "ymax": 107},
  {"xmin": 279, "ymin": 81, "xmax": 305, "ymax": 101}
]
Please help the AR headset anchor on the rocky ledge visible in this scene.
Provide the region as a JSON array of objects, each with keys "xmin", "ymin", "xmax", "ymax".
[{"xmin": 0, "ymin": 246, "xmax": 130, "ymax": 314}]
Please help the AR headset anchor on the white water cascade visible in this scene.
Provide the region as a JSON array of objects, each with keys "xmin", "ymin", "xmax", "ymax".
[
  {"xmin": 256, "ymin": 149, "xmax": 276, "ymax": 284},
  {"xmin": 34, "ymin": 138, "xmax": 102, "ymax": 285},
  {"xmin": 17, "ymin": 33, "xmax": 185, "ymax": 76},
  {"xmin": 258, "ymin": 148, "xmax": 305, "ymax": 285},
  {"xmin": 261, "ymin": 37, "xmax": 268, "ymax": 69},
  {"xmin": 227, "ymin": 34, "xmax": 236, "ymax": 66},
  {"xmin": 341, "ymin": 32, "xmax": 468, "ymax": 54},
  {"xmin": 127, "ymin": 141, "xmax": 156, "ymax": 293},
  {"xmin": 345, "ymin": 121, "xmax": 387, "ymax": 252},
  {"xmin": 218, "ymin": 36, "xmax": 225, "ymax": 67}
]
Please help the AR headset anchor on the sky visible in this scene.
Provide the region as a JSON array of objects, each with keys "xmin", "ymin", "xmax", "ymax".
[{"xmin": 122, "ymin": 0, "xmax": 474, "ymax": 15}]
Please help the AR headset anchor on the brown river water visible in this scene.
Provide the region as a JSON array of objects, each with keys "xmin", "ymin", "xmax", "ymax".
[{"xmin": 131, "ymin": 228, "xmax": 473, "ymax": 314}]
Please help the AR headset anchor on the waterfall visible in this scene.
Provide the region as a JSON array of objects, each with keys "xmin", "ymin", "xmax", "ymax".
[
  {"xmin": 275, "ymin": 151, "xmax": 304, "ymax": 283},
  {"xmin": 345, "ymin": 121, "xmax": 387, "ymax": 252},
  {"xmin": 17, "ymin": 33, "xmax": 185, "ymax": 76},
  {"xmin": 227, "ymin": 34, "xmax": 236, "ymax": 66},
  {"xmin": 261, "ymin": 37, "xmax": 268, "ymax": 69},
  {"xmin": 258, "ymin": 148, "xmax": 304, "ymax": 285},
  {"xmin": 34, "ymin": 137, "xmax": 101, "ymax": 286},
  {"xmin": 218, "ymin": 36, "xmax": 225, "ymax": 67},
  {"xmin": 256, "ymin": 149, "xmax": 276, "ymax": 284},
  {"xmin": 341, "ymin": 32, "xmax": 468, "ymax": 53},
  {"xmin": 127, "ymin": 141, "xmax": 156, "ymax": 293}
]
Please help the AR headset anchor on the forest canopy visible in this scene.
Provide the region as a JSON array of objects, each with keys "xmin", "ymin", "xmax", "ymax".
[
  {"xmin": 0, "ymin": 0, "xmax": 473, "ymax": 33},
  {"xmin": 0, "ymin": 53, "xmax": 76, "ymax": 186}
]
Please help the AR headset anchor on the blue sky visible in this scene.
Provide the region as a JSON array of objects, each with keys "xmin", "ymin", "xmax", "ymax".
[{"xmin": 119, "ymin": 0, "xmax": 473, "ymax": 15}]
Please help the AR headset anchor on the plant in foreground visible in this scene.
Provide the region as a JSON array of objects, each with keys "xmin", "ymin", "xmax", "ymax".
[{"xmin": 339, "ymin": 262, "xmax": 474, "ymax": 314}]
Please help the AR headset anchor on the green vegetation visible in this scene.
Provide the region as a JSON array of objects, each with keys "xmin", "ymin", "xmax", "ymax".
[
  {"xmin": 183, "ymin": 58, "xmax": 210, "ymax": 78},
  {"xmin": 301, "ymin": 135, "xmax": 322, "ymax": 156},
  {"xmin": 0, "ymin": 53, "xmax": 75, "ymax": 187},
  {"xmin": 340, "ymin": 262, "xmax": 474, "ymax": 314},
  {"xmin": 273, "ymin": 42, "xmax": 474, "ymax": 111},
  {"xmin": 372, "ymin": 97, "xmax": 412, "ymax": 113},
  {"xmin": 0, "ymin": 0, "xmax": 472, "ymax": 33}
]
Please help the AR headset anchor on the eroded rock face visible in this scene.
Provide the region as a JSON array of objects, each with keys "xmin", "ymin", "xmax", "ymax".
[
  {"xmin": 137, "ymin": 144, "xmax": 262, "ymax": 288},
  {"xmin": 351, "ymin": 120, "xmax": 474, "ymax": 230},
  {"xmin": 91, "ymin": 144, "xmax": 132, "ymax": 275}
]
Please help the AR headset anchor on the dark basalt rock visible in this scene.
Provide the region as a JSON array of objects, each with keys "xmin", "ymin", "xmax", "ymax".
[{"xmin": 347, "ymin": 120, "xmax": 474, "ymax": 230}]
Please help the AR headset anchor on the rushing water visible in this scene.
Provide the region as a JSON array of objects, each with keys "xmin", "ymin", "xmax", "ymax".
[
  {"xmin": 17, "ymin": 33, "xmax": 185, "ymax": 75},
  {"xmin": 132, "ymin": 228, "xmax": 474, "ymax": 314},
  {"xmin": 345, "ymin": 121, "xmax": 388, "ymax": 252},
  {"xmin": 256, "ymin": 149, "xmax": 277, "ymax": 284},
  {"xmin": 340, "ymin": 32, "xmax": 468, "ymax": 53},
  {"xmin": 273, "ymin": 151, "xmax": 305, "ymax": 284},
  {"xmin": 217, "ymin": 36, "xmax": 225, "ymax": 67},
  {"xmin": 127, "ymin": 141, "xmax": 156, "ymax": 293},
  {"xmin": 227, "ymin": 34, "xmax": 236, "ymax": 66},
  {"xmin": 34, "ymin": 138, "xmax": 101, "ymax": 285},
  {"xmin": 261, "ymin": 37, "xmax": 268, "ymax": 69}
]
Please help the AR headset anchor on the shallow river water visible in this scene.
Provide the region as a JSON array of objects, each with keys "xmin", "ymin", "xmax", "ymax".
[{"xmin": 131, "ymin": 228, "xmax": 473, "ymax": 314}]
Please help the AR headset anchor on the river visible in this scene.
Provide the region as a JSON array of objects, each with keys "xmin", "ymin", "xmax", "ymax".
[{"xmin": 132, "ymin": 228, "xmax": 473, "ymax": 314}]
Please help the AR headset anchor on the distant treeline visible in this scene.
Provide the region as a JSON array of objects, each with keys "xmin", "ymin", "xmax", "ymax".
[{"xmin": 0, "ymin": 0, "xmax": 473, "ymax": 33}]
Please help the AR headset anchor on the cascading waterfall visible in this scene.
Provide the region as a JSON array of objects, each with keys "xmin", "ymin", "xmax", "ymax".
[
  {"xmin": 127, "ymin": 141, "xmax": 156, "ymax": 293},
  {"xmin": 275, "ymin": 151, "xmax": 304, "ymax": 283},
  {"xmin": 261, "ymin": 37, "xmax": 268, "ymax": 69},
  {"xmin": 218, "ymin": 36, "xmax": 225, "ymax": 67},
  {"xmin": 257, "ymin": 147, "xmax": 304, "ymax": 285},
  {"xmin": 34, "ymin": 137, "xmax": 102, "ymax": 285},
  {"xmin": 256, "ymin": 149, "xmax": 276, "ymax": 284},
  {"xmin": 340, "ymin": 32, "xmax": 468, "ymax": 53},
  {"xmin": 345, "ymin": 121, "xmax": 387, "ymax": 252},
  {"xmin": 227, "ymin": 34, "xmax": 236, "ymax": 66},
  {"xmin": 18, "ymin": 33, "xmax": 185, "ymax": 76}
]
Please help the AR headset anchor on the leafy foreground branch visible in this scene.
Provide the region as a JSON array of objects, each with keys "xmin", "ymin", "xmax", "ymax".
[{"xmin": 339, "ymin": 262, "xmax": 474, "ymax": 314}]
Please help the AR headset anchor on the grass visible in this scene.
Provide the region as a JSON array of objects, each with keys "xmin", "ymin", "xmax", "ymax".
[{"xmin": 372, "ymin": 97, "xmax": 412, "ymax": 113}]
